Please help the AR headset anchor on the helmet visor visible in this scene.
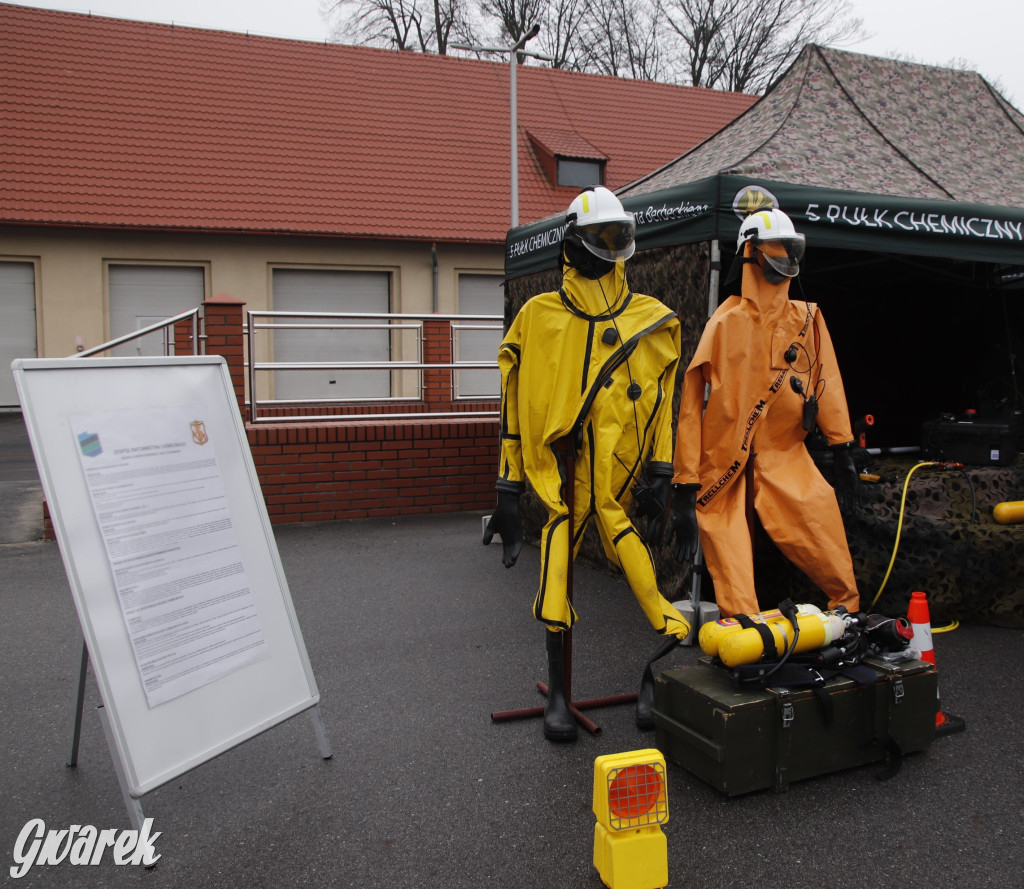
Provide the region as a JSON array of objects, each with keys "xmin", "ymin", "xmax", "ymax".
[
  {"xmin": 575, "ymin": 217, "xmax": 636, "ymax": 261},
  {"xmin": 757, "ymin": 236, "xmax": 805, "ymax": 278}
]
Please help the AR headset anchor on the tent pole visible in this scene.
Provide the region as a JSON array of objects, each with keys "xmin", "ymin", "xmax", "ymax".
[
  {"xmin": 707, "ymin": 239, "xmax": 721, "ymax": 318},
  {"xmin": 682, "ymin": 236, "xmax": 723, "ymax": 644}
]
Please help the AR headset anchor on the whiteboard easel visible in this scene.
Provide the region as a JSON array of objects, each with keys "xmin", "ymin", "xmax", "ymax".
[{"xmin": 12, "ymin": 356, "xmax": 331, "ymax": 829}]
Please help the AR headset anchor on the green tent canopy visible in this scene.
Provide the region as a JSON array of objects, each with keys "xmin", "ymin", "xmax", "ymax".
[{"xmin": 506, "ymin": 45, "xmax": 1024, "ymax": 278}]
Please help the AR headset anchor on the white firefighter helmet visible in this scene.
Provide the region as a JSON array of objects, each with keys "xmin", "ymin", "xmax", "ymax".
[
  {"xmin": 737, "ymin": 208, "xmax": 806, "ymax": 278},
  {"xmin": 566, "ymin": 187, "xmax": 636, "ymax": 262}
]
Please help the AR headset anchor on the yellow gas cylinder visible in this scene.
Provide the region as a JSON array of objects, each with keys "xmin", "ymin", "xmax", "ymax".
[
  {"xmin": 698, "ymin": 604, "xmax": 822, "ymax": 658},
  {"xmin": 994, "ymin": 501, "xmax": 1024, "ymax": 524},
  {"xmin": 717, "ymin": 610, "xmax": 847, "ymax": 668}
]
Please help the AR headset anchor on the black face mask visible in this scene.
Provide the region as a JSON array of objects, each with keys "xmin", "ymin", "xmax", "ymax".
[
  {"xmin": 564, "ymin": 236, "xmax": 615, "ymax": 280},
  {"xmin": 761, "ymin": 251, "xmax": 790, "ymax": 282},
  {"xmin": 761, "ymin": 262, "xmax": 788, "ymax": 285}
]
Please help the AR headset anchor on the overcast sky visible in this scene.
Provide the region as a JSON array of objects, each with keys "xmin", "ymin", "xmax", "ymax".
[{"xmin": 7, "ymin": 0, "xmax": 1023, "ymax": 104}]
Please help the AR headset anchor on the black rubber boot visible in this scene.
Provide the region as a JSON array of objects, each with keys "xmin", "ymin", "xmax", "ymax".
[
  {"xmin": 636, "ymin": 635, "xmax": 681, "ymax": 730},
  {"xmin": 544, "ymin": 631, "xmax": 577, "ymax": 743}
]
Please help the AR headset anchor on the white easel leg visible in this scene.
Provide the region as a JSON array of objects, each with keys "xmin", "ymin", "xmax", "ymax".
[
  {"xmin": 309, "ymin": 704, "xmax": 333, "ymax": 759},
  {"xmin": 96, "ymin": 704, "xmax": 146, "ymax": 832}
]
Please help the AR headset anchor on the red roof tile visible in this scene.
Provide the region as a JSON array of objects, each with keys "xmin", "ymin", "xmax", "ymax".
[
  {"xmin": 0, "ymin": 3, "xmax": 755, "ymax": 243},
  {"xmin": 526, "ymin": 129, "xmax": 607, "ymax": 161}
]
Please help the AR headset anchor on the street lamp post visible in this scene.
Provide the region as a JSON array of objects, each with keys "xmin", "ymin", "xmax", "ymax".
[{"xmin": 453, "ymin": 26, "xmax": 551, "ymax": 228}]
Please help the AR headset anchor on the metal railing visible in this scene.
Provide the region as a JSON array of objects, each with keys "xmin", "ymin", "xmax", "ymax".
[
  {"xmin": 246, "ymin": 310, "xmax": 502, "ymax": 424},
  {"xmin": 70, "ymin": 308, "xmax": 203, "ymax": 358}
]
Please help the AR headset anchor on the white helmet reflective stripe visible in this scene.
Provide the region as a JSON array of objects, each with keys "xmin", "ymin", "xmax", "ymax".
[
  {"xmin": 737, "ymin": 208, "xmax": 800, "ymax": 248},
  {"xmin": 737, "ymin": 208, "xmax": 805, "ymax": 278},
  {"xmin": 567, "ymin": 186, "xmax": 636, "ymax": 261}
]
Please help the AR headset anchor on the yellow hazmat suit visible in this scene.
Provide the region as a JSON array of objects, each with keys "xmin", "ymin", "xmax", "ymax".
[
  {"xmin": 671, "ymin": 244, "xmax": 860, "ymax": 617},
  {"xmin": 498, "ymin": 259, "xmax": 690, "ymax": 637}
]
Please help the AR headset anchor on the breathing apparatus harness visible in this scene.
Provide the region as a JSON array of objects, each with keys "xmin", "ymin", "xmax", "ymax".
[
  {"xmin": 784, "ymin": 302, "xmax": 827, "ymax": 433},
  {"xmin": 728, "ymin": 603, "xmax": 914, "ymax": 690}
]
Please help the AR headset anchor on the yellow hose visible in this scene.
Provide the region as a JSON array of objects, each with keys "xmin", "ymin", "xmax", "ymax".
[{"xmin": 870, "ymin": 461, "xmax": 935, "ymax": 609}]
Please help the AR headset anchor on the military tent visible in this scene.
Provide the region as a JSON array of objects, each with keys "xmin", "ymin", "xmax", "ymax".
[
  {"xmin": 503, "ymin": 45, "xmax": 1024, "ymax": 624},
  {"xmin": 507, "ymin": 44, "xmax": 1024, "ymax": 443}
]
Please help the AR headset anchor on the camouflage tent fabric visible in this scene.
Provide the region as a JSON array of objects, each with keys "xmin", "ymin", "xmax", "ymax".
[{"xmin": 620, "ymin": 44, "xmax": 1024, "ymax": 208}]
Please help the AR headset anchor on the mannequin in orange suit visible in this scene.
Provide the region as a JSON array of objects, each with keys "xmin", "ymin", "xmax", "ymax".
[{"xmin": 658, "ymin": 208, "xmax": 861, "ymax": 618}]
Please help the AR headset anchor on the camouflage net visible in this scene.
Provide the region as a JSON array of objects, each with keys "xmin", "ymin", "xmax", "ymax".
[{"xmin": 843, "ymin": 457, "xmax": 1024, "ymax": 627}]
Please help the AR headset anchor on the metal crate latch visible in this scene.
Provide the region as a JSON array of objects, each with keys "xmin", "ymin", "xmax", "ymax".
[
  {"xmin": 891, "ymin": 676, "xmax": 905, "ymax": 705},
  {"xmin": 777, "ymin": 690, "xmax": 795, "ymax": 729}
]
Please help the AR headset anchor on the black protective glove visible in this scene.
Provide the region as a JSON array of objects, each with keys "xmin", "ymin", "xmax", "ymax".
[
  {"xmin": 633, "ymin": 461, "xmax": 673, "ymax": 525},
  {"xmin": 482, "ymin": 481, "xmax": 524, "ymax": 568},
  {"xmin": 830, "ymin": 442, "xmax": 860, "ymax": 511},
  {"xmin": 657, "ymin": 483, "xmax": 700, "ymax": 563}
]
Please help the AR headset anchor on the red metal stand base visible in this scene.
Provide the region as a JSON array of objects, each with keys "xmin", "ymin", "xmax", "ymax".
[
  {"xmin": 490, "ymin": 684, "xmax": 637, "ymax": 737},
  {"xmin": 491, "ymin": 436, "xmax": 636, "ymax": 737}
]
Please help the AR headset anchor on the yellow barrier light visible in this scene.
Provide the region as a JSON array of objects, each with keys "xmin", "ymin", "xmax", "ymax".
[{"xmin": 593, "ymin": 749, "xmax": 669, "ymax": 889}]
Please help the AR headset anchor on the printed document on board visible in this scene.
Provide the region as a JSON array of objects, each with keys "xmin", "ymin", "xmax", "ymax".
[{"xmin": 70, "ymin": 404, "xmax": 269, "ymax": 708}]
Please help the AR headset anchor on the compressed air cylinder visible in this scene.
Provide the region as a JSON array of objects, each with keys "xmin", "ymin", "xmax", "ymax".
[
  {"xmin": 698, "ymin": 604, "xmax": 822, "ymax": 658},
  {"xmin": 717, "ymin": 610, "xmax": 847, "ymax": 668},
  {"xmin": 994, "ymin": 501, "xmax": 1024, "ymax": 525}
]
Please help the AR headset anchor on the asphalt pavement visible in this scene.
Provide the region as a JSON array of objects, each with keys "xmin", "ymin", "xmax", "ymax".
[
  {"xmin": 1, "ymin": 411, "xmax": 1022, "ymax": 889},
  {"xmin": 0, "ymin": 411, "xmax": 44, "ymax": 545}
]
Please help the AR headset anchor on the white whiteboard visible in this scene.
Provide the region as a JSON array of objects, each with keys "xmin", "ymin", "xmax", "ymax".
[{"xmin": 12, "ymin": 356, "xmax": 321, "ymax": 797}]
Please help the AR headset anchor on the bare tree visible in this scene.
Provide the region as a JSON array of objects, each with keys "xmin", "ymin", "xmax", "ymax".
[
  {"xmin": 660, "ymin": 0, "xmax": 864, "ymax": 92},
  {"xmin": 323, "ymin": 0, "xmax": 475, "ymax": 53},
  {"xmin": 585, "ymin": 0, "xmax": 666, "ymax": 80},
  {"xmin": 528, "ymin": 0, "xmax": 592, "ymax": 70},
  {"xmin": 657, "ymin": 0, "xmax": 730, "ymax": 87},
  {"xmin": 325, "ymin": 0, "xmax": 863, "ymax": 92},
  {"xmin": 437, "ymin": 0, "xmax": 591, "ymax": 69},
  {"xmin": 476, "ymin": 0, "xmax": 545, "ymax": 51}
]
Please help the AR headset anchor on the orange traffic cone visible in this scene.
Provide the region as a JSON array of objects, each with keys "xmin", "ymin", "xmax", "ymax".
[
  {"xmin": 906, "ymin": 591, "xmax": 966, "ymax": 737},
  {"xmin": 906, "ymin": 592, "xmax": 935, "ymax": 666}
]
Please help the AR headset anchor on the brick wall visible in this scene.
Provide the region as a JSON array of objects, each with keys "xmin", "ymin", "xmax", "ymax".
[
  {"xmin": 247, "ymin": 419, "xmax": 498, "ymax": 523},
  {"xmin": 206, "ymin": 294, "xmax": 500, "ymax": 525}
]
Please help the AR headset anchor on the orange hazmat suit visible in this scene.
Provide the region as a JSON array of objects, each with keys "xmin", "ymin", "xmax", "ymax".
[
  {"xmin": 498, "ymin": 260, "xmax": 691, "ymax": 637},
  {"xmin": 671, "ymin": 244, "xmax": 860, "ymax": 617}
]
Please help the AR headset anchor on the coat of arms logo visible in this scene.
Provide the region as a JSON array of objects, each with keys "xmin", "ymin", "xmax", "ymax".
[{"xmin": 190, "ymin": 420, "xmax": 209, "ymax": 446}]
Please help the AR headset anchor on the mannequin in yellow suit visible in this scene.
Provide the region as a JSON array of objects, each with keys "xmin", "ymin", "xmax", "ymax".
[
  {"xmin": 483, "ymin": 186, "xmax": 690, "ymax": 741},
  {"xmin": 660, "ymin": 208, "xmax": 861, "ymax": 618}
]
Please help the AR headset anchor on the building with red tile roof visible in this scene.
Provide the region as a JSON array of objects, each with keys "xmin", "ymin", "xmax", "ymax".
[{"xmin": 0, "ymin": 1, "xmax": 754, "ymax": 407}]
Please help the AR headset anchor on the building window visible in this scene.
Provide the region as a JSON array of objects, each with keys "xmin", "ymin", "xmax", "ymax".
[
  {"xmin": 557, "ymin": 158, "xmax": 605, "ymax": 188},
  {"xmin": 270, "ymin": 268, "xmax": 391, "ymax": 401},
  {"xmin": 455, "ymin": 273, "xmax": 503, "ymax": 398}
]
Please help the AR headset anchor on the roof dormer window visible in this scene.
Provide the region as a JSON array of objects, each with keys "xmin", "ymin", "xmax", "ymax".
[{"xmin": 527, "ymin": 129, "xmax": 608, "ymax": 189}]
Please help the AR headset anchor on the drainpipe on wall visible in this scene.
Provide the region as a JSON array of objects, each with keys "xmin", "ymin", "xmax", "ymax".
[{"xmin": 431, "ymin": 243, "xmax": 439, "ymax": 313}]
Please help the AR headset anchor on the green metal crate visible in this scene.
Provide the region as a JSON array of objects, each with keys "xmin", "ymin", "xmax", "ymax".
[{"xmin": 652, "ymin": 658, "xmax": 937, "ymax": 796}]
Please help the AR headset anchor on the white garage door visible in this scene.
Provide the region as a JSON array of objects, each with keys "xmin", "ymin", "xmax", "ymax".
[
  {"xmin": 271, "ymin": 269, "xmax": 390, "ymax": 401},
  {"xmin": 108, "ymin": 265, "xmax": 205, "ymax": 357},
  {"xmin": 1, "ymin": 262, "xmax": 37, "ymax": 407},
  {"xmin": 456, "ymin": 274, "xmax": 502, "ymax": 398}
]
